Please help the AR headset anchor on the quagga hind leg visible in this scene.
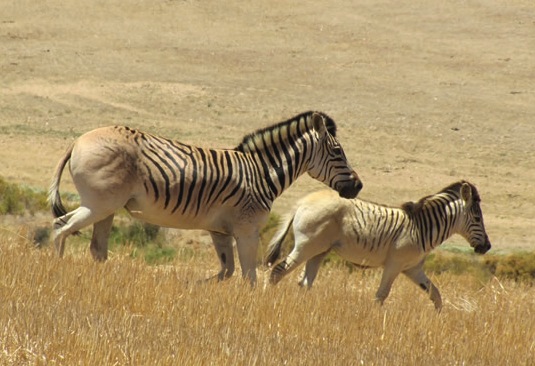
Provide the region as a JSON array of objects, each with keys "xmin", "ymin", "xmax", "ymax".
[
  {"xmin": 90, "ymin": 214, "xmax": 114, "ymax": 262},
  {"xmin": 298, "ymin": 251, "xmax": 329, "ymax": 288},
  {"xmin": 402, "ymin": 264, "xmax": 443, "ymax": 311},
  {"xmin": 53, "ymin": 206, "xmax": 109, "ymax": 258},
  {"xmin": 209, "ymin": 232, "xmax": 236, "ymax": 281},
  {"xmin": 270, "ymin": 244, "xmax": 326, "ymax": 286}
]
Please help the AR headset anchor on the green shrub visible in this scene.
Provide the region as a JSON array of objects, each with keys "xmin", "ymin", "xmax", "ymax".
[
  {"xmin": 109, "ymin": 221, "xmax": 161, "ymax": 248},
  {"xmin": 143, "ymin": 246, "xmax": 177, "ymax": 265},
  {"xmin": 0, "ymin": 177, "xmax": 48, "ymax": 215}
]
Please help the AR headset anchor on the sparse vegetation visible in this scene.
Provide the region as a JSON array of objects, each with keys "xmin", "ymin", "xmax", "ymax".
[
  {"xmin": 0, "ymin": 177, "xmax": 48, "ymax": 215},
  {"xmin": 1, "ymin": 229, "xmax": 534, "ymax": 365},
  {"xmin": 1, "ymin": 181, "xmax": 534, "ymax": 364}
]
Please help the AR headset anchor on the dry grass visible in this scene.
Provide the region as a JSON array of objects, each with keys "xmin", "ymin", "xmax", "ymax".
[{"xmin": 1, "ymin": 226, "xmax": 533, "ymax": 365}]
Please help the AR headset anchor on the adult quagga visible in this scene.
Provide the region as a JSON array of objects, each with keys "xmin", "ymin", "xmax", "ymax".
[
  {"xmin": 49, "ymin": 111, "xmax": 363, "ymax": 284},
  {"xmin": 266, "ymin": 181, "xmax": 491, "ymax": 310}
]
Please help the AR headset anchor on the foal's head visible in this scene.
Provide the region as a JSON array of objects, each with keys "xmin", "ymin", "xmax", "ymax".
[{"xmin": 457, "ymin": 182, "xmax": 491, "ymax": 254}]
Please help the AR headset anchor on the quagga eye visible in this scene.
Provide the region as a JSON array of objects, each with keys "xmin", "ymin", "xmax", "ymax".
[{"xmin": 332, "ymin": 146, "xmax": 343, "ymax": 156}]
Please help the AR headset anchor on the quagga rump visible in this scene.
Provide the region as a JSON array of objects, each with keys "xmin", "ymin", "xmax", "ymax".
[
  {"xmin": 266, "ymin": 181, "xmax": 491, "ymax": 310},
  {"xmin": 49, "ymin": 111, "xmax": 363, "ymax": 284}
]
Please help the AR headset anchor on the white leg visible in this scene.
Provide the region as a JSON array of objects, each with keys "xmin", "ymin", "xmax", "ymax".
[
  {"xmin": 403, "ymin": 264, "xmax": 442, "ymax": 311},
  {"xmin": 90, "ymin": 214, "xmax": 114, "ymax": 262},
  {"xmin": 375, "ymin": 264, "xmax": 402, "ymax": 306},
  {"xmin": 234, "ymin": 229, "xmax": 260, "ymax": 286},
  {"xmin": 298, "ymin": 251, "xmax": 329, "ymax": 288},
  {"xmin": 210, "ymin": 232, "xmax": 235, "ymax": 281},
  {"xmin": 270, "ymin": 240, "xmax": 328, "ymax": 286},
  {"xmin": 53, "ymin": 206, "xmax": 115, "ymax": 259}
]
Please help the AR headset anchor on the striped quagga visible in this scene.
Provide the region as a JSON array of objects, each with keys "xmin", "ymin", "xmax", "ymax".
[
  {"xmin": 266, "ymin": 181, "xmax": 491, "ymax": 310},
  {"xmin": 49, "ymin": 111, "xmax": 363, "ymax": 284}
]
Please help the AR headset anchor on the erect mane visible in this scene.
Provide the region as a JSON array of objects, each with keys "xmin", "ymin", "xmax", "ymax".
[
  {"xmin": 401, "ymin": 180, "xmax": 479, "ymax": 215},
  {"xmin": 234, "ymin": 111, "xmax": 337, "ymax": 153}
]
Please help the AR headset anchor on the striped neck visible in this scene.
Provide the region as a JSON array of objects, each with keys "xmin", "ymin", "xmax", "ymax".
[
  {"xmin": 235, "ymin": 112, "xmax": 333, "ymax": 199},
  {"xmin": 406, "ymin": 191, "xmax": 465, "ymax": 252}
]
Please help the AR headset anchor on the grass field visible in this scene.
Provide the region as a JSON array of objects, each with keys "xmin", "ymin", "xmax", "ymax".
[
  {"xmin": 1, "ymin": 0, "xmax": 535, "ymax": 364},
  {"xmin": 1, "ymin": 229, "xmax": 534, "ymax": 365}
]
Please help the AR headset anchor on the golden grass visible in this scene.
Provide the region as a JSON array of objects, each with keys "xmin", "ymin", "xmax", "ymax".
[{"xmin": 1, "ymin": 226, "xmax": 534, "ymax": 365}]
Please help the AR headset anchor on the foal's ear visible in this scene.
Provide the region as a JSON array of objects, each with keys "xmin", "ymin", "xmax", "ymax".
[
  {"xmin": 311, "ymin": 112, "xmax": 327, "ymax": 138},
  {"xmin": 460, "ymin": 182, "xmax": 472, "ymax": 203}
]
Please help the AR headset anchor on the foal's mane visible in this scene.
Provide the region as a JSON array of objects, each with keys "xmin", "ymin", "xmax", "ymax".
[
  {"xmin": 234, "ymin": 111, "xmax": 337, "ymax": 153},
  {"xmin": 401, "ymin": 180, "xmax": 479, "ymax": 215}
]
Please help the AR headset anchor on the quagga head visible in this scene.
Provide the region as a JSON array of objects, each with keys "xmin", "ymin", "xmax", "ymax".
[
  {"xmin": 458, "ymin": 182, "xmax": 491, "ymax": 254},
  {"xmin": 307, "ymin": 112, "xmax": 363, "ymax": 199}
]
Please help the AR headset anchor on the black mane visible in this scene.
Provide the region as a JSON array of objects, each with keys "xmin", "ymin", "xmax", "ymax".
[
  {"xmin": 234, "ymin": 111, "xmax": 337, "ymax": 153},
  {"xmin": 401, "ymin": 180, "xmax": 479, "ymax": 215}
]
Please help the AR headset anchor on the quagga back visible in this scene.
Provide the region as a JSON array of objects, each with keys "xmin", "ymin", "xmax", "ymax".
[
  {"xmin": 49, "ymin": 111, "xmax": 363, "ymax": 284},
  {"xmin": 266, "ymin": 181, "xmax": 491, "ymax": 310}
]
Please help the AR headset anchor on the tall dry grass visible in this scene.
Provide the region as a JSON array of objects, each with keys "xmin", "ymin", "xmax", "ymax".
[{"xmin": 1, "ymin": 226, "xmax": 534, "ymax": 365}]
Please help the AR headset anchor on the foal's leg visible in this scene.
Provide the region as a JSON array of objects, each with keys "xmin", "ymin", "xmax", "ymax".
[
  {"xmin": 209, "ymin": 232, "xmax": 236, "ymax": 281},
  {"xmin": 403, "ymin": 264, "xmax": 442, "ymax": 311},
  {"xmin": 298, "ymin": 251, "xmax": 329, "ymax": 288},
  {"xmin": 375, "ymin": 263, "xmax": 403, "ymax": 306},
  {"xmin": 90, "ymin": 214, "xmax": 114, "ymax": 262},
  {"xmin": 270, "ymin": 237, "xmax": 327, "ymax": 286}
]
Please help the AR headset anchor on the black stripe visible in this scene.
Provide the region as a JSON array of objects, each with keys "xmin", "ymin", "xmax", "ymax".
[
  {"xmin": 205, "ymin": 150, "xmax": 222, "ymax": 206},
  {"xmin": 195, "ymin": 149, "xmax": 209, "ymax": 216},
  {"xmin": 141, "ymin": 150, "xmax": 171, "ymax": 209},
  {"xmin": 170, "ymin": 156, "xmax": 187, "ymax": 214},
  {"xmin": 182, "ymin": 150, "xmax": 198, "ymax": 215},
  {"xmin": 255, "ymin": 151, "xmax": 278, "ymax": 196},
  {"xmin": 222, "ymin": 155, "xmax": 245, "ymax": 205},
  {"xmin": 213, "ymin": 151, "xmax": 236, "ymax": 203},
  {"xmin": 142, "ymin": 162, "xmax": 159, "ymax": 202},
  {"xmin": 141, "ymin": 135, "xmax": 177, "ymax": 208}
]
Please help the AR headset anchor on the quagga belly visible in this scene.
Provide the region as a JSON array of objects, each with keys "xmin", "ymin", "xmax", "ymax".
[
  {"xmin": 266, "ymin": 181, "xmax": 491, "ymax": 310},
  {"xmin": 49, "ymin": 111, "xmax": 363, "ymax": 284}
]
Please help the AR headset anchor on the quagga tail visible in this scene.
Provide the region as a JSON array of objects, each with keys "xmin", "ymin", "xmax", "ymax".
[
  {"xmin": 265, "ymin": 215, "xmax": 294, "ymax": 266},
  {"xmin": 48, "ymin": 142, "xmax": 74, "ymax": 218},
  {"xmin": 267, "ymin": 181, "xmax": 491, "ymax": 310},
  {"xmin": 49, "ymin": 111, "xmax": 363, "ymax": 285}
]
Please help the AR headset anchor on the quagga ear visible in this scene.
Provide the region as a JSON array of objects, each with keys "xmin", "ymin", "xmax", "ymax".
[
  {"xmin": 311, "ymin": 112, "xmax": 327, "ymax": 138},
  {"xmin": 460, "ymin": 182, "xmax": 473, "ymax": 204}
]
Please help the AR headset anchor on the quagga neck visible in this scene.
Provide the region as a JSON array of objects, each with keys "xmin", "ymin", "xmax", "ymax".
[
  {"xmin": 235, "ymin": 112, "xmax": 322, "ymax": 200},
  {"xmin": 410, "ymin": 191, "xmax": 465, "ymax": 252}
]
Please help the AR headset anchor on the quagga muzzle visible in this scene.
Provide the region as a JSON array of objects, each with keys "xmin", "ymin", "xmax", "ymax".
[
  {"xmin": 266, "ymin": 180, "xmax": 491, "ymax": 310},
  {"xmin": 49, "ymin": 111, "xmax": 363, "ymax": 285}
]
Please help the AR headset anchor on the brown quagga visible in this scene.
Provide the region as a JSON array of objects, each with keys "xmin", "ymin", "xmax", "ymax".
[
  {"xmin": 266, "ymin": 181, "xmax": 491, "ymax": 309},
  {"xmin": 49, "ymin": 111, "xmax": 363, "ymax": 284}
]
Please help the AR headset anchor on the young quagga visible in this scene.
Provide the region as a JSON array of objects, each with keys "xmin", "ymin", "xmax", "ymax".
[
  {"xmin": 49, "ymin": 111, "xmax": 363, "ymax": 284},
  {"xmin": 266, "ymin": 181, "xmax": 491, "ymax": 310}
]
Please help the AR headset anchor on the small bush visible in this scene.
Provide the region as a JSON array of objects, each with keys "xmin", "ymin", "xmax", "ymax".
[
  {"xmin": 484, "ymin": 252, "xmax": 535, "ymax": 283},
  {"xmin": 0, "ymin": 177, "xmax": 48, "ymax": 215},
  {"xmin": 33, "ymin": 226, "xmax": 51, "ymax": 247},
  {"xmin": 109, "ymin": 222, "xmax": 162, "ymax": 248},
  {"xmin": 143, "ymin": 246, "xmax": 177, "ymax": 265}
]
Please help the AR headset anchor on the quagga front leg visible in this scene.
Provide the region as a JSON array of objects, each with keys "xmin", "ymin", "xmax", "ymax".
[
  {"xmin": 210, "ymin": 232, "xmax": 235, "ymax": 281},
  {"xmin": 402, "ymin": 263, "xmax": 442, "ymax": 311}
]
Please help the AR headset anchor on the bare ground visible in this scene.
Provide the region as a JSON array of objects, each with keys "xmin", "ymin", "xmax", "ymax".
[{"xmin": 1, "ymin": 0, "xmax": 534, "ymax": 251}]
